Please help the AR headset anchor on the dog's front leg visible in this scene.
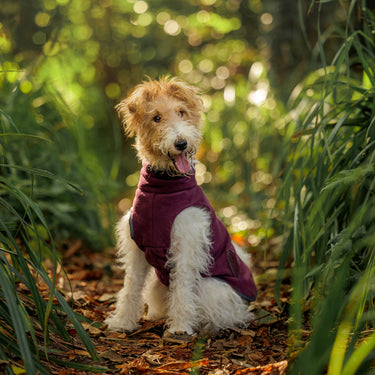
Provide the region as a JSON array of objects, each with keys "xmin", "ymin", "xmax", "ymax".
[
  {"xmin": 166, "ymin": 207, "xmax": 212, "ymax": 335},
  {"xmin": 106, "ymin": 212, "xmax": 149, "ymax": 331}
]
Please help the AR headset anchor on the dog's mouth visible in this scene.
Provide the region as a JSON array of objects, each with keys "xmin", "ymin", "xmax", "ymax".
[
  {"xmin": 166, "ymin": 148, "xmax": 195, "ymax": 175},
  {"xmin": 174, "ymin": 152, "xmax": 191, "ymax": 174}
]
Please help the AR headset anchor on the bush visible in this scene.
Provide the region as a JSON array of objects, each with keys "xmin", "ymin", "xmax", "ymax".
[
  {"xmin": 0, "ymin": 113, "xmax": 100, "ymax": 372},
  {"xmin": 276, "ymin": 2, "xmax": 375, "ymax": 373},
  {"xmin": 0, "ymin": 59, "xmax": 117, "ymax": 374},
  {"xmin": 0, "ymin": 79, "xmax": 118, "ymax": 248}
]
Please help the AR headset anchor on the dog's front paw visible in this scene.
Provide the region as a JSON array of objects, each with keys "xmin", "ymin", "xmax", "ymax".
[{"xmin": 105, "ymin": 315, "xmax": 140, "ymax": 332}]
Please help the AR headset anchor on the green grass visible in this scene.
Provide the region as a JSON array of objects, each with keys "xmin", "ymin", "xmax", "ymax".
[
  {"xmin": 0, "ymin": 82, "xmax": 118, "ymax": 248},
  {"xmin": 277, "ymin": 1, "xmax": 375, "ymax": 373},
  {"xmin": 0, "ymin": 79, "xmax": 118, "ymax": 372},
  {"xmin": 0, "ymin": 167, "xmax": 100, "ymax": 373}
]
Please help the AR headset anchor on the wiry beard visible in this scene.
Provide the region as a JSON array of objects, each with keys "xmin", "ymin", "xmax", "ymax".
[{"xmin": 147, "ymin": 148, "xmax": 196, "ymax": 177}]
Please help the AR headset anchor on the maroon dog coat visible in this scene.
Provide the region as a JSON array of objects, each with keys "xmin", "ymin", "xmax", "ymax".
[{"xmin": 130, "ymin": 163, "xmax": 257, "ymax": 301}]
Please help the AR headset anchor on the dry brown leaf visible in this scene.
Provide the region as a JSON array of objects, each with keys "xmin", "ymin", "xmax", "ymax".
[
  {"xmin": 81, "ymin": 322, "xmax": 103, "ymax": 337},
  {"xmin": 235, "ymin": 360, "xmax": 288, "ymax": 374},
  {"xmin": 156, "ymin": 358, "xmax": 209, "ymax": 371},
  {"xmin": 100, "ymin": 349, "xmax": 125, "ymax": 363}
]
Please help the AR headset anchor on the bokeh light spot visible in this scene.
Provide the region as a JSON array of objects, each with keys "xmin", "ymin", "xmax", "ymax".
[
  {"xmin": 74, "ymin": 25, "xmax": 93, "ymax": 41},
  {"xmin": 164, "ymin": 20, "xmax": 181, "ymax": 36},
  {"xmin": 33, "ymin": 31, "xmax": 46, "ymax": 45},
  {"xmin": 198, "ymin": 59, "xmax": 214, "ymax": 73},
  {"xmin": 133, "ymin": 1, "xmax": 148, "ymax": 14},
  {"xmin": 156, "ymin": 12, "xmax": 170, "ymax": 25},
  {"xmin": 178, "ymin": 59, "xmax": 193, "ymax": 74},
  {"xmin": 211, "ymin": 76, "xmax": 225, "ymax": 90},
  {"xmin": 20, "ymin": 81, "xmax": 33, "ymax": 94},
  {"xmin": 224, "ymin": 85, "xmax": 235, "ymax": 104},
  {"xmin": 105, "ymin": 82, "xmax": 121, "ymax": 99},
  {"xmin": 216, "ymin": 66, "xmax": 230, "ymax": 80},
  {"xmin": 35, "ymin": 12, "xmax": 50, "ymax": 27},
  {"xmin": 138, "ymin": 13, "xmax": 153, "ymax": 27},
  {"xmin": 248, "ymin": 88, "xmax": 267, "ymax": 106},
  {"xmin": 222, "ymin": 206, "xmax": 237, "ymax": 218},
  {"xmin": 260, "ymin": 13, "xmax": 273, "ymax": 25},
  {"xmin": 249, "ymin": 62, "xmax": 264, "ymax": 81},
  {"xmin": 126, "ymin": 172, "xmax": 140, "ymax": 187},
  {"xmin": 197, "ymin": 10, "xmax": 210, "ymax": 23}
]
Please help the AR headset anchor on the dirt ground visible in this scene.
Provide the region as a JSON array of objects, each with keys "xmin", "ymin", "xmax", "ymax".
[{"xmin": 33, "ymin": 240, "xmax": 291, "ymax": 374}]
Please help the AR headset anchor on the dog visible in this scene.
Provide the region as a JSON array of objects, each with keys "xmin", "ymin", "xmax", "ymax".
[{"xmin": 105, "ymin": 77, "xmax": 257, "ymax": 337}]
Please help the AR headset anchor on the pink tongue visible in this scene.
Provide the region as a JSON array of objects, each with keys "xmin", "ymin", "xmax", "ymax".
[{"xmin": 175, "ymin": 153, "xmax": 190, "ymax": 174}]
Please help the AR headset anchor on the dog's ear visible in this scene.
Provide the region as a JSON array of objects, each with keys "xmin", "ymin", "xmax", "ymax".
[
  {"xmin": 166, "ymin": 79, "xmax": 203, "ymax": 114},
  {"xmin": 115, "ymin": 86, "xmax": 144, "ymax": 137}
]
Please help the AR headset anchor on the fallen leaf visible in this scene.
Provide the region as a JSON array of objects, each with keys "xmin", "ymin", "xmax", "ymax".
[
  {"xmin": 98, "ymin": 292, "xmax": 116, "ymax": 302},
  {"xmin": 238, "ymin": 335, "xmax": 254, "ymax": 346},
  {"xmin": 156, "ymin": 358, "xmax": 210, "ymax": 372},
  {"xmin": 101, "ymin": 349, "xmax": 125, "ymax": 363},
  {"xmin": 235, "ymin": 360, "xmax": 288, "ymax": 374},
  {"xmin": 142, "ymin": 353, "xmax": 163, "ymax": 366},
  {"xmin": 82, "ymin": 322, "xmax": 103, "ymax": 337}
]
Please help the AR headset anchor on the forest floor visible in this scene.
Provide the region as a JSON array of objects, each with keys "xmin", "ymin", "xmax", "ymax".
[{"xmin": 34, "ymin": 239, "xmax": 291, "ymax": 374}]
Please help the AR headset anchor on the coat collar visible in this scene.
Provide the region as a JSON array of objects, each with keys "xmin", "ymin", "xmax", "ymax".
[{"xmin": 138, "ymin": 162, "xmax": 198, "ymax": 194}]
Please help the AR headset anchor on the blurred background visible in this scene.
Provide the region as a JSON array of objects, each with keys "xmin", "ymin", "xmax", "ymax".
[{"xmin": 0, "ymin": 0, "xmax": 341, "ymax": 249}]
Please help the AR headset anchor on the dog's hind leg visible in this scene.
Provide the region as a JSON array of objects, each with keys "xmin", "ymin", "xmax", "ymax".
[
  {"xmin": 197, "ymin": 277, "xmax": 253, "ymax": 333},
  {"xmin": 165, "ymin": 207, "xmax": 213, "ymax": 335},
  {"xmin": 105, "ymin": 211, "xmax": 150, "ymax": 331},
  {"xmin": 143, "ymin": 270, "xmax": 168, "ymax": 320}
]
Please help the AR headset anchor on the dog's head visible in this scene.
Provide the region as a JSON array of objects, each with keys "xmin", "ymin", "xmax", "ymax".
[{"xmin": 116, "ymin": 77, "xmax": 203, "ymax": 175}]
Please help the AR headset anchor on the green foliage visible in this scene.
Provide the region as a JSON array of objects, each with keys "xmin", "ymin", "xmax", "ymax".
[
  {"xmin": 277, "ymin": 1, "xmax": 375, "ymax": 373},
  {"xmin": 0, "ymin": 80, "xmax": 118, "ymax": 248},
  {"xmin": 0, "ymin": 68, "xmax": 115, "ymax": 370},
  {"xmin": 0, "ymin": 4, "xmax": 121, "ymax": 370},
  {"xmin": 0, "ymin": 77, "xmax": 117, "ymax": 370},
  {"xmin": 0, "ymin": 162, "xmax": 100, "ymax": 373}
]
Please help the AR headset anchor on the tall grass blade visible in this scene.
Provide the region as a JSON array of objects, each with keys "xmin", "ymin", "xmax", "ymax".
[
  {"xmin": 342, "ymin": 331, "xmax": 375, "ymax": 375},
  {"xmin": 0, "ymin": 164, "xmax": 82, "ymax": 193},
  {"xmin": 277, "ymin": 1, "xmax": 375, "ymax": 373},
  {"xmin": 0, "ymin": 261, "xmax": 37, "ymax": 374}
]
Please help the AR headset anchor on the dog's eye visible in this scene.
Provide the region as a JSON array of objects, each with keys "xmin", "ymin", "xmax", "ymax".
[
  {"xmin": 153, "ymin": 115, "xmax": 162, "ymax": 123},
  {"xmin": 178, "ymin": 110, "xmax": 186, "ymax": 118}
]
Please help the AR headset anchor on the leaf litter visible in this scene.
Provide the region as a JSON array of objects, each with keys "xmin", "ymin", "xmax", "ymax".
[{"xmin": 17, "ymin": 240, "xmax": 290, "ymax": 374}]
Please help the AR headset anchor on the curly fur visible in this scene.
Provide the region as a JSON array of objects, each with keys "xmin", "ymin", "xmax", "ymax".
[{"xmin": 106, "ymin": 77, "xmax": 254, "ymax": 335}]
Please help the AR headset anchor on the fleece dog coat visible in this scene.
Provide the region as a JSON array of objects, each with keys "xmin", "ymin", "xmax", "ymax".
[{"xmin": 130, "ymin": 163, "xmax": 257, "ymax": 301}]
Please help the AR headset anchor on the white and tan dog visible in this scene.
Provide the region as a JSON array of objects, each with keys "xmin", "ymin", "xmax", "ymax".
[{"xmin": 106, "ymin": 77, "xmax": 256, "ymax": 337}]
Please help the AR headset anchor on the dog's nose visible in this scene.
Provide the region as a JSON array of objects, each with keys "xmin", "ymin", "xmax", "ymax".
[{"xmin": 175, "ymin": 139, "xmax": 188, "ymax": 151}]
